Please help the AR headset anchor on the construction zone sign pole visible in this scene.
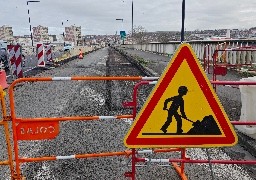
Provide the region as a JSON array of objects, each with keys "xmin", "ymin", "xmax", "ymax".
[{"xmin": 124, "ymin": 43, "xmax": 238, "ymax": 148}]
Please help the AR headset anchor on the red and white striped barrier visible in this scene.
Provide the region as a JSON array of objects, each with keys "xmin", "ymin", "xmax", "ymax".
[
  {"xmin": 7, "ymin": 45, "xmax": 23, "ymax": 78},
  {"xmin": 7, "ymin": 45, "xmax": 16, "ymax": 77},
  {"xmin": 14, "ymin": 45, "xmax": 23, "ymax": 78},
  {"xmin": 45, "ymin": 45, "xmax": 52, "ymax": 62},
  {"xmin": 37, "ymin": 44, "xmax": 45, "ymax": 67}
]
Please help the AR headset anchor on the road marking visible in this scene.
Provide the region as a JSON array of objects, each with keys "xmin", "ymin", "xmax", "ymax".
[
  {"xmin": 97, "ymin": 62, "xmax": 106, "ymax": 66},
  {"xmin": 6, "ymin": 66, "xmax": 37, "ymax": 78},
  {"xmin": 23, "ymin": 66, "xmax": 37, "ymax": 74}
]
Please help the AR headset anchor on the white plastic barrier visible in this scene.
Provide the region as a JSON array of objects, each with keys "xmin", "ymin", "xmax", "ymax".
[
  {"xmin": 237, "ymin": 76, "xmax": 256, "ymax": 139},
  {"xmin": 200, "ymin": 45, "xmax": 204, "ymax": 60},
  {"xmin": 142, "ymin": 44, "xmax": 146, "ymax": 51},
  {"xmin": 165, "ymin": 44, "xmax": 176, "ymax": 56},
  {"xmin": 246, "ymin": 51, "xmax": 251, "ymax": 64},
  {"xmin": 232, "ymin": 51, "xmax": 236, "ymax": 65},
  {"xmin": 237, "ymin": 51, "xmax": 241, "ymax": 64},
  {"xmin": 122, "ymin": 42, "xmax": 256, "ymax": 66},
  {"xmin": 241, "ymin": 50, "xmax": 246, "ymax": 64},
  {"xmin": 228, "ymin": 50, "xmax": 232, "ymax": 64},
  {"xmin": 252, "ymin": 51, "xmax": 256, "ymax": 64}
]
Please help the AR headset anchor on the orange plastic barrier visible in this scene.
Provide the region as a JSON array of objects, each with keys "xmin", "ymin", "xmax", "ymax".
[
  {"xmin": 8, "ymin": 76, "xmax": 159, "ymax": 179},
  {"xmin": 0, "ymin": 70, "xmax": 9, "ymax": 89},
  {"xmin": 0, "ymin": 86, "xmax": 14, "ymax": 178},
  {"xmin": 79, "ymin": 49, "xmax": 83, "ymax": 59},
  {"xmin": 5, "ymin": 76, "xmax": 256, "ymax": 180}
]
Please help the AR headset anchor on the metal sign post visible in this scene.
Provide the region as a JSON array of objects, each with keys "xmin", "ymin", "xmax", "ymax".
[{"xmin": 181, "ymin": 0, "xmax": 185, "ymax": 42}]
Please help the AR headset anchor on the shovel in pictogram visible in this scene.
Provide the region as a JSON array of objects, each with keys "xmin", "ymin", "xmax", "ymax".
[{"xmin": 181, "ymin": 116, "xmax": 201, "ymax": 127}]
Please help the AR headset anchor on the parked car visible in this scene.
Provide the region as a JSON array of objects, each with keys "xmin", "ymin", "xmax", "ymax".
[
  {"xmin": 63, "ymin": 43, "xmax": 73, "ymax": 51},
  {"xmin": 0, "ymin": 48, "xmax": 9, "ymax": 71}
]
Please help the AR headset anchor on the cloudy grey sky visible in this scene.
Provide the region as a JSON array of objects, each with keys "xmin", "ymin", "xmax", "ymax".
[{"xmin": 1, "ymin": 0, "xmax": 255, "ymax": 36}]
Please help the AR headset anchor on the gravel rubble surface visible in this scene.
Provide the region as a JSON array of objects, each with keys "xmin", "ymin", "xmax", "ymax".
[{"xmin": 0, "ymin": 47, "xmax": 255, "ymax": 180}]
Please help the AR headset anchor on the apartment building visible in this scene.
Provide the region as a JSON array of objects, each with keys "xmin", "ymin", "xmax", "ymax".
[
  {"xmin": 0, "ymin": 25, "xmax": 14, "ymax": 42},
  {"xmin": 33, "ymin": 25, "xmax": 50, "ymax": 43},
  {"xmin": 65, "ymin": 25, "xmax": 82, "ymax": 45}
]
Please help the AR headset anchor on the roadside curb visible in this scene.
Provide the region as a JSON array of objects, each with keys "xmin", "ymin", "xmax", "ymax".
[
  {"xmin": 237, "ymin": 130, "xmax": 256, "ymax": 157},
  {"xmin": 114, "ymin": 47, "xmax": 155, "ymax": 77}
]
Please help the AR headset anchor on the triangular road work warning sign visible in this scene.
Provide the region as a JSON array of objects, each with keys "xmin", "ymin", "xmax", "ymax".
[{"xmin": 124, "ymin": 43, "xmax": 237, "ymax": 148}]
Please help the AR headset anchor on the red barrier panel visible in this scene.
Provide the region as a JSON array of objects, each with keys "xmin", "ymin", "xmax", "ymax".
[
  {"xmin": 37, "ymin": 43, "xmax": 45, "ymax": 67},
  {"xmin": 211, "ymin": 48, "xmax": 256, "ymax": 90},
  {"xmin": 45, "ymin": 45, "xmax": 52, "ymax": 62},
  {"xmin": 213, "ymin": 66, "xmax": 227, "ymax": 76},
  {"xmin": 123, "ymin": 80, "xmax": 256, "ymax": 180},
  {"xmin": 7, "ymin": 45, "xmax": 23, "ymax": 78}
]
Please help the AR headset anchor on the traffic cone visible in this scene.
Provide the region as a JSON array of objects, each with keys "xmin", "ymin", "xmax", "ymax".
[
  {"xmin": 0, "ymin": 70, "xmax": 9, "ymax": 89},
  {"xmin": 79, "ymin": 50, "xmax": 83, "ymax": 59}
]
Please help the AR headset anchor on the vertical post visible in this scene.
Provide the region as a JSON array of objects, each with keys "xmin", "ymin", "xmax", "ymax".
[
  {"xmin": 132, "ymin": 148, "xmax": 136, "ymax": 180},
  {"xmin": 181, "ymin": 0, "xmax": 185, "ymax": 42},
  {"xmin": 203, "ymin": 45, "xmax": 206, "ymax": 71},
  {"xmin": 116, "ymin": 19, "xmax": 124, "ymax": 45},
  {"xmin": 122, "ymin": 19, "xmax": 124, "ymax": 45},
  {"xmin": 207, "ymin": 44, "xmax": 210, "ymax": 74},
  {"xmin": 181, "ymin": 148, "xmax": 186, "ymax": 174},
  {"xmin": 0, "ymin": 87, "xmax": 15, "ymax": 178},
  {"xmin": 132, "ymin": 0, "xmax": 134, "ymax": 44},
  {"xmin": 62, "ymin": 21, "xmax": 65, "ymax": 47},
  {"xmin": 27, "ymin": 1, "xmax": 33, "ymax": 49},
  {"xmin": 26, "ymin": 1, "xmax": 40, "ymax": 52},
  {"xmin": 9, "ymin": 87, "xmax": 21, "ymax": 178},
  {"xmin": 62, "ymin": 20, "xmax": 68, "ymax": 47},
  {"xmin": 223, "ymin": 42, "xmax": 227, "ymax": 63},
  {"xmin": 213, "ymin": 50, "xmax": 217, "ymax": 91}
]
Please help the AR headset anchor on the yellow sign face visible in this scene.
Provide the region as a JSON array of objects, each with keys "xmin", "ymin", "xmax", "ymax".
[
  {"xmin": 124, "ymin": 43, "xmax": 237, "ymax": 148},
  {"xmin": 139, "ymin": 60, "xmax": 223, "ymax": 136}
]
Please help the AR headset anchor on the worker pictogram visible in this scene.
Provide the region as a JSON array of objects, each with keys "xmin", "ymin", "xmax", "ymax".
[{"xmin": 124, "ymin": 43, "xmax": 238, "ymax": 148}]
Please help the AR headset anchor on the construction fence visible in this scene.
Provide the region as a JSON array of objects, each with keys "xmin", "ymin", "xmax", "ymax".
[{"xmin": 0, "ymin": 76, "xmax": 256, "ymax": 179}]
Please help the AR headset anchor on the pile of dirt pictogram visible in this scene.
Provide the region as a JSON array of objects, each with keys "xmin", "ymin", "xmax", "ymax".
[{"xmin": 186, "ymin": 115, "xmax": 221, "ymax": 135}]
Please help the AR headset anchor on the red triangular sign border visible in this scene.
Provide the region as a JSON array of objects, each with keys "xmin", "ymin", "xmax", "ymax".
[{"xmin": 124, "ymin": 43, "xmax": 238, "ymax": 148}]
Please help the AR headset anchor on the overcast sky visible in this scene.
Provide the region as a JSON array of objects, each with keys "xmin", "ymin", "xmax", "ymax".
[{"xmin": 1, "ymin": 0, "xmax": 255, "ymax": 36}]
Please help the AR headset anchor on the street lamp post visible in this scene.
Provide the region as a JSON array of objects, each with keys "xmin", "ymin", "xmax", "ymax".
[
  {"xmin": 62, "ymin": 20, "xmax": 68, "ymax": 46},
  {"xmin": 181, "ymin": 0, "xmax": 185, "ymax": 42},
  {"xmin": 116, "ymin": 19, "xmax": 124, "ymax": 22},
  {"xmin": 116, "ymin": 19, "xmax": 124, "ymax": 44},
  {"xmin": 132, "ymin": 0, "xmax": 133, "ymax": 44},
  {"xmin": 27, "ymin": 0, "xmax": 40, "ymax": 51}
]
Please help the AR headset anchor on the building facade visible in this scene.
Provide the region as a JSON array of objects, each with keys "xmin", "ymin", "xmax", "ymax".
[
  {"xmin": 0, "ymin": 25, "xmax": 14, "ymax": 42},
  {"xmin": 65, "ymin": 25, "xmax": 82, "ymax": 46},
  {"xmin": 33, "ymin": 25, "xmax": 50, "ymax": 43},
  {"xmin": 13, "ymin": 35, "xmax": 31, "ymax": 46}
]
